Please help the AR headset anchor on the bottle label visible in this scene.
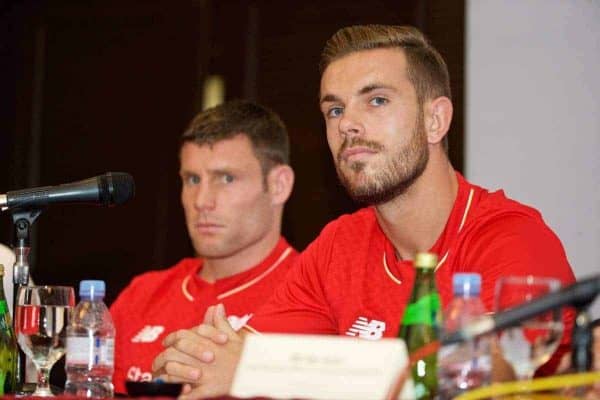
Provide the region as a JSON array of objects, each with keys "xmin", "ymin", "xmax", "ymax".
[
  {"xmin": 66, "ymin": 337, "xmax": 115, "ymax": 366},
  {"xmin": 0, "ymin": 316, "xmax": 11, "ymax": 332},
  {"xmin": 0, "ymin": 301, "xmax": 15, "ymax": 343},
  {"xmin": 402, "ymin": 293, "xmax": 440, "ymax": 326}
]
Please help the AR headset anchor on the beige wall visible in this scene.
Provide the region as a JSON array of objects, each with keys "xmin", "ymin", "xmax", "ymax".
[{"xmin": 466, "ymin": 0, "xmax": 600, "ymax": 318}]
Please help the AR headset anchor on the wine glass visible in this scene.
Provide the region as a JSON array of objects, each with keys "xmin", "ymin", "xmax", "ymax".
[
  {"xmin": 15, "ymin": 286, "xmax": 75, "ymax": 397},
  {"xmin": 494, "ymin": 276, "xmax": 564, "ymax": 382}
]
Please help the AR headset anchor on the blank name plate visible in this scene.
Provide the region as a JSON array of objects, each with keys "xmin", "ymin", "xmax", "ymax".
[{"xmin": 230, "ymin": 334, "xmax": 412, "ymax": 400}]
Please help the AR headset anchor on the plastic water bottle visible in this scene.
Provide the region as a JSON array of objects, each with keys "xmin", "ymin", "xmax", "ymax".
[
  {"xmin": 437, "ymin": 273, "xmax": 491, "ymax": 399},
  {"xmin": 65, "ymin": 280, "xmax": 115, "ymax": 398}
]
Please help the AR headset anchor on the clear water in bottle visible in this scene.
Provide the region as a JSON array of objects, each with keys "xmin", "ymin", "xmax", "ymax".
[
  {"xmin": 438, "ymin": 273, "xmax": 491, "ymax": 399},
  {"xmin": 64, "ymin": 280, "xmax": 115, "ymax": 398}
]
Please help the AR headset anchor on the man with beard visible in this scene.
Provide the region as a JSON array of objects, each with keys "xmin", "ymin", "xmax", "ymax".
[
  {"xmin": 151, "ymin": 25, "xmax": 576, "ymax": 398},
  {"xmin": 109, "ymin": 100, "xmax": 297, "ymax": 394}
]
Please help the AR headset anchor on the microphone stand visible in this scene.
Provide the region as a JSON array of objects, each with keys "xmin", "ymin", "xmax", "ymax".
[
  {"xmin": 569, "ymin": 285, "xmax": 598, "ymax": 377},
  {"xmin": 570, "ymin": 305, "xmax": 596, "ymax": 397},
  {"xmin": 572, "ymin": 309, "xmax": 593, "ymax": 374},
  {"xmin": 10, "ymin": 208, "xmax": 41, "ymax": 392}
]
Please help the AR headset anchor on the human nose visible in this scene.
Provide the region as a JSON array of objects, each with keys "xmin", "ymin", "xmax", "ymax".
[
  {"xmin": 193, "ymin": 183, "xmax": 216, "ymax": 211},
  {"xmin": 338, "ymin": 107, "xmax": 364, "ymax": 139}
]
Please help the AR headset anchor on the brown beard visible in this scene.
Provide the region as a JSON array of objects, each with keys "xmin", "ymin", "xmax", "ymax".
[{"xmin": 335, "ymin": 110, "xmax": 429, "ymax": 205}]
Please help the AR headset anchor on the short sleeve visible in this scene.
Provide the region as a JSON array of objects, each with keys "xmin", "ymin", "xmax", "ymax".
[
  {"xmin": 458, "ymin": 214, "xmax": 574, "ymax": 309},
  {"xmin": 457, "ymin": 213, "xmax": 575, "ymax": 375}
]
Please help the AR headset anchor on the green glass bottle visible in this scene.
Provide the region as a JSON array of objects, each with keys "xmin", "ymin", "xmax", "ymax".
[
  {"xmin": 399, "ymin": 252, "xmax": 440, "ymax": 400},
  {"xmin": 0, "ymin": 264, "xmax": 17, "ymax": 394}
]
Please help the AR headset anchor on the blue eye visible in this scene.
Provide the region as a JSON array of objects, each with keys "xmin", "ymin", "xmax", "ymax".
[
  {"xmin": 327, "ymin": 107, "xmax": 343, "ymax": 118},
  {"xmin": 370, "ymin": 97, "xmax": 388, "ymax": 106}
]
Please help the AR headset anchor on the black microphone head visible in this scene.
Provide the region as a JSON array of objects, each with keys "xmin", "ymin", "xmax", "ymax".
[{"xmin": 98, "ymin": 172, "xmax": 135, "ymax": 206}]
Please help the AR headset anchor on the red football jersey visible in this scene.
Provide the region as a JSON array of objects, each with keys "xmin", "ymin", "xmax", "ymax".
[
  {"xmin": 110, "ymin": 237, "xmax": 297, "ymax": 394},
  {"xmin": 249, "ymin": 173, "xmax": 575, "ymax": 374}
]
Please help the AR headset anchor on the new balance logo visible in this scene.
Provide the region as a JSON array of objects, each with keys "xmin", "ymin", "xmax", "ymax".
[
  {"xmin": 227, "ymin": 314, "xmax": 253, "ymax": 331},
  {"xmin": 127, "ymin": 366, "xmax": 152, "ymax": 382},
  {"xmin": 131, "ymin": 325, "xmax": 165, "ymax": 343},
  {"xmin": 345, "ymin": 317, "xmax": 386, "ymax": 340}
]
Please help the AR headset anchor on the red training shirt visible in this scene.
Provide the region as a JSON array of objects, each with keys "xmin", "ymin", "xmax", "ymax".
[
  {"xmin": 249, "ymin": 173, "xmax": 575, "ymax": 374},
  {"xmin": 110, "ymin": 237, "xmax": 297, "ymax": 394}
]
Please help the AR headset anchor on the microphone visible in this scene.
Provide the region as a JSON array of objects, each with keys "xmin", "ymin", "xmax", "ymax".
[
  {"xmin": 441, "ymin": 275, "xmax": 600, "ymax": 345},
  {"xmin": 0, "ymin": 172, "xmax": 135, "ymax": 211}
]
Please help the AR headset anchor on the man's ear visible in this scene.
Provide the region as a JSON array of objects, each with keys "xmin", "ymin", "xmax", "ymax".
[
  {"xmin": 424, "ymin": 96, "xmax": 453, "ymax": 145},
  {"xmin": 267, "ymin": 164, "xmax": 294, "ymax": 206}
]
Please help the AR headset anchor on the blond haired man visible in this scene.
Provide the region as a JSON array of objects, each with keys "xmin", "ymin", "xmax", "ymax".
[{"xmin": 152, "ymin": 26, "xmax": 576, "ymax": 399}]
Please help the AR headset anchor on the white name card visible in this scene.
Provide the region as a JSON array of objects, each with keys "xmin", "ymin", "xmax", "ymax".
[{"xmin": 230, "ymin": 334, "xmax": 414, "ymax": 400}]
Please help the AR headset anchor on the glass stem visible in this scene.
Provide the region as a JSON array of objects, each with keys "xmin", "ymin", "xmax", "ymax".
[
  {"xmin": 520, "ymin": 369, "xmax": 535, "ymax": 381},
  {"xmin": 517, "ymin": 369, "xmax": 535, "ymax": 394},
  {"xmin": 37, "ymin": 367, "xmax": 51, "ymax": 392}
]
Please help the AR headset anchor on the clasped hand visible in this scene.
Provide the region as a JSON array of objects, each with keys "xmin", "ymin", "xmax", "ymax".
[{"xmin": 152, "ymin": 303, "xmax": 244, "ymax": 399}]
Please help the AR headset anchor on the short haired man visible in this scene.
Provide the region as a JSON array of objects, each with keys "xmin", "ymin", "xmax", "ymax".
[
  {"xmin": 152, "ymin": 26, "xmax": 576, "ymax": 398},
  {"xmin": 110, "ymin": 100, "xmax": 297, "ymax": 394}
]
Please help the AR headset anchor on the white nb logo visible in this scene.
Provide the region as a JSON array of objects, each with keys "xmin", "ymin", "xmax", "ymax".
[
  {"xmin": 131, "ymin": 325, "xmax": 165, "ymax": 343},
  {"xmin": 127, "ymin": 366, "xmax": 152, "ymax": 382},
  {"xmin": 227, "ymin": 314, "xmax": 253, "ymax": 331},
  {"xmin": 345, "ymin": 317, "xmax": 386, "ymax": 340}
]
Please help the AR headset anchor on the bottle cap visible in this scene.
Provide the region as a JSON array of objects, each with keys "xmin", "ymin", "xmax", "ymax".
[
  {"xmin": 79, "ymin": 280, "xmax": 106, "ymax": 299},
  {"xmin": 414, "ymin": 252, "xmax": 438, "ymax": 269},
  {"xmin": 453, "ymin": 273, "xmax": 481, "ymax": 296}
]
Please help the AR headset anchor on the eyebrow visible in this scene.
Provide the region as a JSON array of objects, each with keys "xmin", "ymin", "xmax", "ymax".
[
  {"xmin": 179, "ymin": 168, "xmax": 242, "ymax": 182},
  {"xmin": 179, "ymin": 169, "xmax": 196, "ymax": 177},
  {"xmin": 209, "ymin": 168, "xmax": 237, "ymax": 176},
  {"xmin": 319, "ymin": 83, "xmax": 397, "ymax": 105},
  {"xmin": 319, "ymin": 93, "xmax": 341, "ymax": 105},
  {"xmin": 358, "ymin": 83, "xmax": 396, "ymax": 95}
]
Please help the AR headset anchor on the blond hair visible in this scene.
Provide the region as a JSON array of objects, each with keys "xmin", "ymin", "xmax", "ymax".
[{"xmin": 320, "ymin": 25, "xmax": 451, "ymax": 104}]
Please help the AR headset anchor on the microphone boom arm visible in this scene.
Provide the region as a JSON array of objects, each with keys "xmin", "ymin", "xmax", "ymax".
[
  {"xmin": 441, "ymin": 275, "xmax": 600, "ymax": 346},
  {"xmin": 10, "ymin": 207, "xmax": 42, "ymax": 388}
]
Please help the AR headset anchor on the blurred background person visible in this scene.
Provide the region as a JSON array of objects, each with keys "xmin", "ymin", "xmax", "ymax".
[{"xmin": 109, "ymin": 100, "xmax": 297, "ymax": 394}]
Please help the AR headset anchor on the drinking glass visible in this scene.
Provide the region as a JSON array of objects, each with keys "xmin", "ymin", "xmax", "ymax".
[
  {"xmin": 15, "ymin": 286, "xmax": 75, "ymax": 396},
  {"xmin": 494, "ymin": 276, "xmax": 563, "ymax": 381}
]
